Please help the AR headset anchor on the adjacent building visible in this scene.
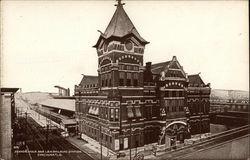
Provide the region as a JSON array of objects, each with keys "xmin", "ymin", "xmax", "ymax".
[
  {"xmin": 74, "ymin": 1, "xmax": 211, "ymax": 151},
  {"xmin": 0, "ymin": 88, "xmax": 19, "ymax": 160}
]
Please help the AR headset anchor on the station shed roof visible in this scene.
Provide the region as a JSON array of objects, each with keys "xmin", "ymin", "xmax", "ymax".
[{"xmin": 40, "ymin": 99, "xmax": 75, "ymax": 112}]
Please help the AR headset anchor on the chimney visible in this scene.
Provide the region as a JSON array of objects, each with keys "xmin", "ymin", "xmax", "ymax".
[
  {"xmin": 146, "ymin": 62, "xmax": 152, "ymax": 71},
  {"xmin": 172, "ymin": 56, "xmax": 177, "ymax": 61},
  {"xmin": 67, "ymin": 88, "xmax": 70, "ymax": 96}
]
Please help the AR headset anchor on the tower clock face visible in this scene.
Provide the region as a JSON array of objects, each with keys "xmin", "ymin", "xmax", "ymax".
[{"xmin": 125, "ymin": 41, "xmax": 133, "ymax": 51}]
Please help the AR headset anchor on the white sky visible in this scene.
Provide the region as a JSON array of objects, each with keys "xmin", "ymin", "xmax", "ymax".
[{"xmin": 1, "ymin": 0, "xmax": 249, "ymax": 93}]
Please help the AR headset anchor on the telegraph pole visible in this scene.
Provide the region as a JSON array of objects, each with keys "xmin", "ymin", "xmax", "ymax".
[
  {"xmin": 46, "ymin": 124, "xmax": 49, "ymax": 146},
  {"xmin": 99, "ymin": 125, "xmax": 102, "ymax": 160},
  {"xmin": 129, "ymin": 120, "xmax": 132, "ymax": 160},
  {"xmin": 25, "ymin": 112, "xmax": 28, "ymax": 145}
]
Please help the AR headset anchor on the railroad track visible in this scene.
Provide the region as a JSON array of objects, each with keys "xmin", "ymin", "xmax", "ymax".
[{"xmin": 14, "ymin": 116, "xmax": 94, "ymax": 160}]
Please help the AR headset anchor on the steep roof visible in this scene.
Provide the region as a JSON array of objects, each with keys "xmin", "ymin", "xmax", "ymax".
[
  {"xmin": 79, "ymin": 75, "xmax": 98, "ymax": 86},
  {"xmin": 151, "ymin": 61, "xmax": 171, "ymax": 74},
  {"xmin": 104, "ymin": 5, "xmax": 147, "ymax": 42},
  {"xmin": 94, "ymin": 3, "xmax": 148, "ymax": 47},
  {"xmin": 188, "ymin": 74, "xmax": 205, "ymax": 85}
]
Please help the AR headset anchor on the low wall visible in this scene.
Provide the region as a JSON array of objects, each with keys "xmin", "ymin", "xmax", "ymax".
[{"xmin": 181, "ymin": 135, "xmax": 249, "ymax": 159}]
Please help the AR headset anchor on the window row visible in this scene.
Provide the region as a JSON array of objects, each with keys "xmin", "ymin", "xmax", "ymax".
[
  {"xmin": 107, "ymin": 43, "xmax": 124, "ymax": 52},
  {"xmin": 119, "ymin": 64, "xmax": 139, "ymax": 71},
  {"xmin": 165, "ymin": 91, "xmax": 184, "ymax": 97},
  {"xmin": 76, "ymin": 103, "xmax": 119, "ymax": 121},
  {"xmin": 144, "ymin": 105, "xmax": 159, "ymax": 119},
  {"xmin": 119, "ymin": 72, "xmax": 139, "ymax": 86},
  {"xmin": 82, "ymin": 124, "xmax": 113, "ymax": 146},
  {"xmin": 188, "ymin": 102, "xmax": 210, "ymax": 115},
  {"xmin": 101, "ymin": 73, "xmax": 112, "ymax": 87},
  {"xmin": 167, "ymin": 70, "xmax": 182, "ymax": 78},
  {"xmin": 127, "ymin": 106, "xmax": 142, "ymax": 119},
  {"xmin": 166, "ymin": 105, "xmax": 184, "ymax": 112},
  {"xmin": 165, "ymin": 99, "xmax": 184, "ymax": 107},
  {"xmin": 101, "ymin": 65, "xmax": 111, "ymax": 72},
  {"xmin": 134, "ymin": 47, "xmax": 144, "ymax": 54},
  {"xmin": 83, "ymin": 84, "xmax": 98, "ymax": 88}
]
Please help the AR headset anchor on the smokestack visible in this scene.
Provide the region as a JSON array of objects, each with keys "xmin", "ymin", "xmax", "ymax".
[{"xmin": 146, "ymin": 62, "xmax": 152, "ymax": 71}]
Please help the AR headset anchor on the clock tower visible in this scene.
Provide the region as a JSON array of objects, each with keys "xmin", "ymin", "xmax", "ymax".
[{"xmin": 93, "ymin": 0, "xmax": 149, "ymax": 96}]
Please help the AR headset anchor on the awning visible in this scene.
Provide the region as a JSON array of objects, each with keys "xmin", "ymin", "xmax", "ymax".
[
  {"xmin": 61, "ymin": 119, "xmax": 77, "ymax": 125},
  {"xmin": 127, "ymin": 107, "xmax": 134, "ymax": 118},
  {"xmin": 88, "ymin": 106, "xmax": 94, "ymax": 114},
  {"xmin": 88, "ymin": 106, "xmax": 99, "ymax": 115},
  {"xmin": 93, "ymin": 107, "xmax": 99, "ymax": 115},
  {"xmin": 135, "ymin": 107, "xmax": 142, "ymax": 118}
]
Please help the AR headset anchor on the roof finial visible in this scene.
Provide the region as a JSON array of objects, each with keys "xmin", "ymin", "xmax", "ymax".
[{"xmin": 115, "ymin": 0, "xmax": 125, "ymax": 6}]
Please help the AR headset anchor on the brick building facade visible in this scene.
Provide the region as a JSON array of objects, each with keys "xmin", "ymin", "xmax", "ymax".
[{"xmin": 74, "ymin": 1, "xmax": 211, "ymax": 151}]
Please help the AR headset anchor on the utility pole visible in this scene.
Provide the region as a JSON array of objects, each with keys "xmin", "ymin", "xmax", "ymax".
[
  {"xmin": 129, "ymin": 120, "xmax": 132, "ymax": 160},
  {"xmin": 100, "ymin": 125, "xmax": 103, "ymax": 160},
  {"xmin": 46, "ymin": 124, "xmax": 49, "ymax": 146},
  {"xmin": 25, "ymin": 112, "xmax": 28, "ymax": 145}
]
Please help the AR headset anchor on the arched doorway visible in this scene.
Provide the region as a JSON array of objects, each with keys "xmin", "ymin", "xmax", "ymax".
[{"xmin": 159, "ymin": 121, "xmax": 188, "ymax": 146}]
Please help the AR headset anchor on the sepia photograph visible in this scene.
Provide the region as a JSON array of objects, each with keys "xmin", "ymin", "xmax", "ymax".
[{"xmin": 0, "ymin": 0, "xmax": 249, "ymax": 160}]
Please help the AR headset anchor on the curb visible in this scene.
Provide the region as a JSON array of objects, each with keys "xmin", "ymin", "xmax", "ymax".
[{"xmin": 66, "ymin": 138, "xmax": 98, "ymax": 160}]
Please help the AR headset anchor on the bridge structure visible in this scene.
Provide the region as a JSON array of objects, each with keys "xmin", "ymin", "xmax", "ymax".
[
  {"xmin": 151, "ymin": 125, "xmax": 250, "ymax": 160},
  {"xmin": 209, "ymin": 99, "xmax": 249, "ymax": 126}
]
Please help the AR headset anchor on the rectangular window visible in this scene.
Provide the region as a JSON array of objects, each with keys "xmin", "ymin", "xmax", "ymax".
[
  {"xmin": 127, "ymin": 107, "xmax": 134, "ymax": 119},
  {"xmin": 110, "ymin": 108, "xmax": 114, "ymax": 120},
  {"xmin": 172, "ymin": 106, "xmax": 176, "ymax": 112},
  {"xmin": 127, "ymin": 65, "xmax": 132, "ymax": 70},
  {"xmin": 169, "ymin": 91, "xmax": 172, "ymax": 97},
  {"xmin": 126, "ymin": 73, "xmax": 132, "ymax": 86},
  {"xmin": 180, "ymin": 105, "xmax": 184, "ymax": 111},
  {"xmin": 119, "ymin": 64, "xmax": 124, "ymax": 70},
  {"xmin": 135, "ymin": 106, "xmax": 142, "ymax": 117},
  {"xmin": 119, "ymin": 72, "xmax": 125, "ymax": 86},
  {"xmin": 105, "ymin": 107, "xmax": 108, "ymax": 118},
  {"xmin": 152, "ymin": 106, "xmax": 157, "ymax": 117},
  {"xmin": 147, "ymin": 106, "xmax": 152, "ymax": 119},
  {"xmin": 172, "ymin": 91, "xmax": 176, "ymax": 97},
  {"xmin": 179, "ymin": 91, "xmax": 183, "ymax": 97},
  {"xmin": 115, "ymin": 108, "xmax": 119, "ymax": 120},
  {"xmin": 165, "ymin": 91, "xmax": 169, "ymax": 97},
  {"xmin": 133, "ymin": 73, "xmax": 139, "ymax": 86},
  {"xmin": 107, "ymin": 73, "xmax": 111, "ymax": 86},
  {"xmin": 166, "ymin": 106, "xmax": 169, "ymax": 112},
  {"xmin": 133, "ymin": 66, "xmax": 139, "ymax": 71},
  {"xmin": 105, "ymin": 74, "xmax": 108, "ymax": 87}
]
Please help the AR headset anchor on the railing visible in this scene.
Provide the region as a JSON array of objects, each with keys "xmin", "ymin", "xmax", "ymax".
[{"xmin": 155, "ymin": 125, "xmax": 249, "ymax": 155}]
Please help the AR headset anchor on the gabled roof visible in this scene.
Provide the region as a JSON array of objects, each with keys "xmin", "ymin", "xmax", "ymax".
[
  {"xmin": 151, "ymin": 61, "xmax": 171, "ymax": 74},
  {"xmin": 94, "ymin": 3, "xmax": 149, "ymax": 47},
  {"xmin": 79, "ymin": 75, "xmax": 98, "ymax": 86},
  {"xmin": 188, "ymin": 74, "xmax": 205, "ymax": 85}
]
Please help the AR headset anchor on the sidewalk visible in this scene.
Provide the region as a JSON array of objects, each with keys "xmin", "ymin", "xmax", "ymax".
[
  {"xmin": 66, "ymin": 134, "xmax": 158, "ymax": 160},
  {"xmin": 66, "ymin": 136, "xmax": 106, "ymax": 160},
  {"xmin": 66, "ymin": 133, "xmax": 212, "ymax": 160}
]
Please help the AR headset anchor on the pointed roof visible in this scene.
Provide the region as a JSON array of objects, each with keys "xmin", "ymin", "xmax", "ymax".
[
  {"xmin": 188, "ymin": 74, "xmax": 205, "ymax": 85},
  {"xmin": 94, "ymin": 2, "xmax": 149, "ymax": 47},
  {"xmin": 79, "ymin": 75, "xmax": 98, "ymax": 87},
  {"xmin": 151, "ymin": 61, "xmax": 171, "ymax": 74}
]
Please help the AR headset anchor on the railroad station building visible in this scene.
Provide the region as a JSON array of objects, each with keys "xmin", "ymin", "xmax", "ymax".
[{"xmin": 74, "ymin": 1, "xmax": 211, "ymax": 151}]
